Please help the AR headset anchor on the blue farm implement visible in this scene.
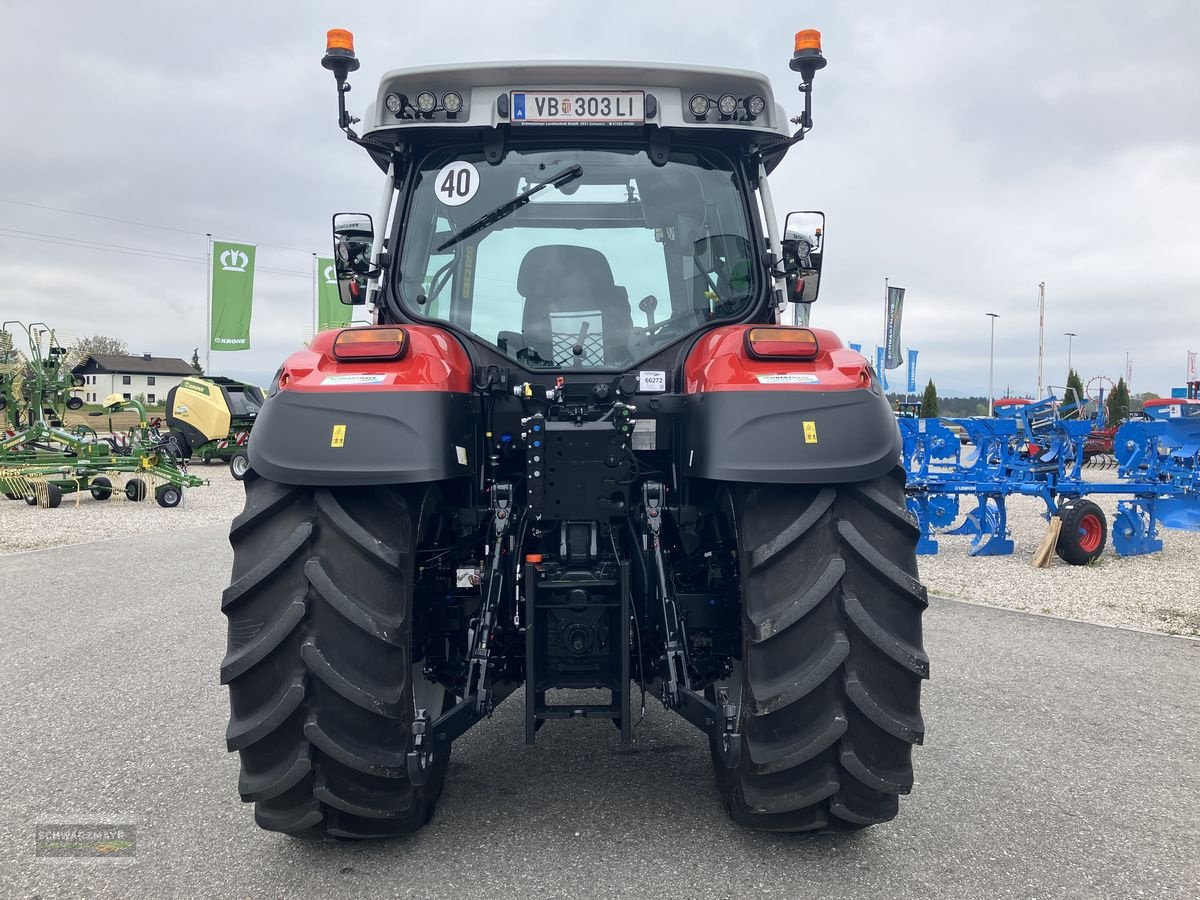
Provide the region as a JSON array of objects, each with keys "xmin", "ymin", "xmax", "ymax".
[{"xmin": 901, "ymin": 393, "xmax": 1200, "ymax": 564}]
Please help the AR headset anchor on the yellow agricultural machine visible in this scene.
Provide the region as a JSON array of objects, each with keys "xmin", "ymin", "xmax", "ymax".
[{"xmin": 165, "ymin": 377, "xmax": 264, "ymax": 480}]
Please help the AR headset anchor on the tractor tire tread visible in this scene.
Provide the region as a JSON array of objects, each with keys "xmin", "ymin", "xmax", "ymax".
[
  {"xmin": 222, "ymin": 476, "xmax": 445, "ymax": 839},
  {"xmin": 716, "ymin": 466, "xmax": 927, "ymax": 831}
]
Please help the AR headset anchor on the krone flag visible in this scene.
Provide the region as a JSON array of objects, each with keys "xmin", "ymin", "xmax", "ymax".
[
  {"xmin": 316, "ymin": 257, "xmax": 351, "ymax": 331},
  {"xmin": 211, "ymin": 242, "xmax": 255, "ymax": 351}
]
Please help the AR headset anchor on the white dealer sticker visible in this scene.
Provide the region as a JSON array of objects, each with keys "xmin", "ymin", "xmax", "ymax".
[
  {"xmin": 638, "ymin": 370, "xmax": 666, "ymax": 393},
  {"xmin": 434, "ymin": 161, "xmax": 480, "ymax": 207},
  {"xmin": 321, "ymin": 373, "xmax": 389, "ymax": 386},
  {"xmin": 755, "ymin": 373, "xmax": 820, "ymax": 384}
]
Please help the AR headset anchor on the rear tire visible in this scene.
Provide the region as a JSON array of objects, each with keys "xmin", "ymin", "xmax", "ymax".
[
  {"xmin": 221, "ymin": 470, "xmax": 450, "ymax": 838},
  {"xmin": 713, "ymin": 467, "xmax": 928, "ymax": 831}
]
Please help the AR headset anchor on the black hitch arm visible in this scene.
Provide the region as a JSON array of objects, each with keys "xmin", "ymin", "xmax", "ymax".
[
  {"xmin": 464, "ymin": 482, "xmax": 514, "ymax": 715},
  {"xmin": 642, "ymin": 481, "xmax": 689, "ymax": 709},
  {"xmin": 409, "ymin": 482, "xmax": 516, "ymax": 785},
  {"xmin": 407, "ymin": 682, "xmax": 521, "ymax": 786},
  {"xmin": 641, "ymin": 481, "xmax": 742, "ymax": 769}
]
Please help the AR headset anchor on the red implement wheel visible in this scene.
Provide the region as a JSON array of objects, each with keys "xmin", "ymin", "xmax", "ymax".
[{"xmin": 1055, "ymin": 499, "xmax": 1107, "ymax": 565}]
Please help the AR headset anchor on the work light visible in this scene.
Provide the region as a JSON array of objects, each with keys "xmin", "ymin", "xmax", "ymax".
[{"xmin": 415, "ymin": 91, "xmax": 437, "ymax": 114}]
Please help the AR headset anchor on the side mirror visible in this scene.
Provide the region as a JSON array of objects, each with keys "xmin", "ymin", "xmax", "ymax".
[
  {"xmin": 782, "ymin": 210, "xmax": 825, "ymax": 304},
  {"xmin": 332, "ymin": 213, "xmax": 375, "ymax": 306}
]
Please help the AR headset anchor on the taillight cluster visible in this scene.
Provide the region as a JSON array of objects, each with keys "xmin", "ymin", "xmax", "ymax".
[
  {"xmin": 332, "ymin": 326, "xmax": 407, "ymax": 361},
  {"xmin": 745, "ymin": 327, "xmax": 820, "ymax": 360}
]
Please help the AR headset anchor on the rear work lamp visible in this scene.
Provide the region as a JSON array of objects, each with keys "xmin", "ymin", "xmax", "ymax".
[
  {"xmin": 745, "ymin": 327, "xmax": 820, "ymax": 360},
  {"xmin": 333, "ymin": 326, "xmax": 407, "ymax": 361}
]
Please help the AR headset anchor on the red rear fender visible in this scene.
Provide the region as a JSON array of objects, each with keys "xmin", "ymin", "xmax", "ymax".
[
  {"xmin": 684, "ymin": 326, "xmax": 871, "ymax": 393},
  {"xmin": 276, "ymin": 326, "xmax": 473, "ymax": 393}
]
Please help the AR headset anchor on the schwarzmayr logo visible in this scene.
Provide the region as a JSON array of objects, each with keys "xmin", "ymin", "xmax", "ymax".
[
  {"xmin": 220, "ymin": 249, "xmax": 250, "ymax": 272},
  {"xmin": 214, "ymin": 337, "xmax": 247, "ymax": 345},
  {"xmin": 323, "ymin": 264, "xmax": 336, "ymax": 285}
]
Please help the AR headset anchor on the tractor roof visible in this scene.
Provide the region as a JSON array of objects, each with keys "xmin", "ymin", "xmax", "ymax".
[{"xmin": 362, "ymin": 61, "xmax": 792, "ymax": 145}]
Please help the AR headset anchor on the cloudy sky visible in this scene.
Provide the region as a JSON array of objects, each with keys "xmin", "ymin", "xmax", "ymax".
[{"xmin": 2, "ymin": 1, "xmax": 1198, "ymax": 396}]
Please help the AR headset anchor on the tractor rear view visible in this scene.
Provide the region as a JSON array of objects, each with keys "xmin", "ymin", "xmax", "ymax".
[{"xmin": 220, "ymin": 29, "xmax": 927, "ymax": 838}]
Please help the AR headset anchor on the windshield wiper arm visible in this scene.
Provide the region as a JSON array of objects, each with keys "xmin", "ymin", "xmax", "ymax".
[{"xmin": 436, "ymin": 165, "xmax": 583, "ymax": 252}]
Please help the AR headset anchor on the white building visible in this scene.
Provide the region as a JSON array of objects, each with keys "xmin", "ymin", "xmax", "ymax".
[{"xmin": 72, "ymin": 353, "xmax": 198, "ymax": 406}]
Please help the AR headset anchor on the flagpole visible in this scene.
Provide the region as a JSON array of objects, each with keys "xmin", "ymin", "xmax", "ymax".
[
  {"xmin": 204, "ymin": 233, "xmax": 212, "ymax": 374},
  {"xmin": 1037, "ymin": 281, "xmax": 1046, "ymax": 399},
  {"xmin": 312, "ymin": 253, "xmax": 318, "ymax": 337}
]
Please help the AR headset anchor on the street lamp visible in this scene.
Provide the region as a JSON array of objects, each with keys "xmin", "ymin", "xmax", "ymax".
[
  {"xmin": 1064, "ymin": 332, "xmax": 1077, "ymax": 373},
  {"xmin": 987, "ymin": 313, "xmax": 1000, "ymax": 416}
]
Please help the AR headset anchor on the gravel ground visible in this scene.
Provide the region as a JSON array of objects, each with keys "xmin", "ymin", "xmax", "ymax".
[
  {"xmin": 920, "ymin": 469, "xmax": 1200, "ymax": 637},
  {"xmin": 3, "ymin": 463, "xmax": 1195, "ymax": 637},
  {"xmin": 0, "ymin": 462, "xmax": 244, "ymax": 555}
]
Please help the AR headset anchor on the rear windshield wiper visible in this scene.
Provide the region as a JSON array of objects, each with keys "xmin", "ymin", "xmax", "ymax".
[{"xmin": 436, "ymin": 164, "xmax": 583, "ymax": 252}]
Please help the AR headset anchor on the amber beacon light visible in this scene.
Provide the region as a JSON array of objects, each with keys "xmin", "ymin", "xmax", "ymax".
[
  {"xmin": 322, "ymin": 28, "xmax": 360, "ymax": 77},
  {"xmin": 790, "ymin": 29, "xmax": 827, "ymax": 74}
]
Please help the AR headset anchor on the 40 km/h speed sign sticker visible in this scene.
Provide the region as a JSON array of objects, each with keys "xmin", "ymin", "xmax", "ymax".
[{"xmin": 434, "ymin": 161, "xmax": 479, "ymax": 207}]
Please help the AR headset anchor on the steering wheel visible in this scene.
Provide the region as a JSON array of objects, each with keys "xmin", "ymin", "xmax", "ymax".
[{"xmin": 630, "ymin": 311, "xmax": 706, "ymax": 353}]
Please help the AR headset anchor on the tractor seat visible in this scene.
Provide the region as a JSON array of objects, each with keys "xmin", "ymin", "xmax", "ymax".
[{"xmin": 518, "ymin": 245, "xmax": 632, "ymax": 366}]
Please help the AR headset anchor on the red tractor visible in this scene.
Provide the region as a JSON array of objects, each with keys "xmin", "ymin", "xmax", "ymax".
[{"xmin": 220, "ymin": 29, "xmax": 927, "ymax": 838}]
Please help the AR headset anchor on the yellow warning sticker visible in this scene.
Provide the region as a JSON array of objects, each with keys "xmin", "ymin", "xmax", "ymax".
[
  {"xmin": 331, "ymin": 424, "xmax": 346, "ymax": 448},
  {"xmin": 803, "ymin": 421, "xmax": 818, "ymax": 444}
]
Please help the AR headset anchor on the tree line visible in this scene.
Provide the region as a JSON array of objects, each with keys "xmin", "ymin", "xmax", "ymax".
[{"xmin": 894, "ymin": 369, "xmax": 1154, "ymax": 422}]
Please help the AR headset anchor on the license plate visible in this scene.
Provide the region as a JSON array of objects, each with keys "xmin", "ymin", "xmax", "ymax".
[{"xmin": 510, "ymin": 91, "xmax": 644, "ymax": 125}]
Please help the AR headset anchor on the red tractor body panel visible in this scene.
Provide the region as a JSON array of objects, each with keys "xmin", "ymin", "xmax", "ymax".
[
  {"xmin": 278, "ymin": 326, "xmax": 474, "ymax": 394},
  {"xmin": 684, "ymin": 326, "xmax": 870, "ymax": 393}
]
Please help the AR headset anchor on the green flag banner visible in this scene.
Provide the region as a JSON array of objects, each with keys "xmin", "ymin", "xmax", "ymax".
[
  {"xmin": 210, "ymin": 241, "xmax": 255, "ymax": 351},
  {"xmin": 316, "ymin": 257, "xmax": 351, "ymax": 331}
]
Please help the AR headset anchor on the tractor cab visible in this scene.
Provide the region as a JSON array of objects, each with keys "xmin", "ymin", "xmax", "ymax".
[{"xmin": 323, "ymin": 45, "xmax": 829, "ymax": 361}]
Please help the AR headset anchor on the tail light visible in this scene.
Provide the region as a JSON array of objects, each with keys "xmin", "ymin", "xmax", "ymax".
[
  {"xmin": 745, "ymin": 326, "xmax": 819, "ymax": 360},
  {"xmin": 333, "ymin": 326, "xmax": 407, "ymax": 361}
]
